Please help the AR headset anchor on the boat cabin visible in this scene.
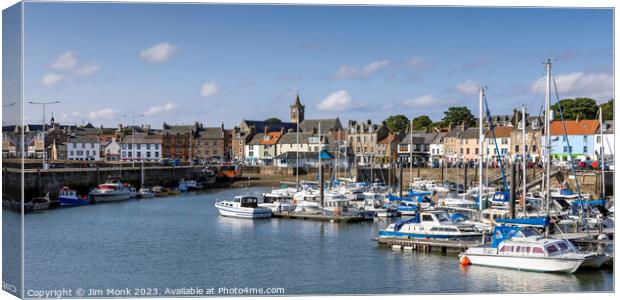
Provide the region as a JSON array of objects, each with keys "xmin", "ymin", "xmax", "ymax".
[{"xmin": 234, "ymin": 196, "xmax": 259, "ymax": 208}]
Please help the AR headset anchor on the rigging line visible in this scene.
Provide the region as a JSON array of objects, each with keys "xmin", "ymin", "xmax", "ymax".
[{"xmin": 552, "ymin": 77, "xmax": 591, "ymax": 238}]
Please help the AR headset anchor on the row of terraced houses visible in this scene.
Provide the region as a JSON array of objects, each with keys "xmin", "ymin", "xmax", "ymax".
[{"xmin": 2, "ymin": 96, "xmax": 614, "ymax": 167}]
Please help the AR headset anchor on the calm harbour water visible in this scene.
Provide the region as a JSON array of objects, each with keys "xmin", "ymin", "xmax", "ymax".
[{"xmin": 12, "ymin": 187, "xmax": 614, "ymax": 295}]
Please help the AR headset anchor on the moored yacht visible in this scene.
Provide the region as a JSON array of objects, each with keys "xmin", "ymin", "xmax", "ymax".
[
  {"xmin": 259, "ymin": 189, "xmax": 295, "ymax": 213},
  {"xmin": 215, "ymin": 195, "xmax": 272, "ymax": 219},
  {"xmin": 379, "ymin": 210, "xmax": 482, "ymax": 241},
  {"xmin": 89, "ymin": 181, "xmax": 133, "ymax": 203},
  {"xmin": 459, "ymin": 218, "xmax": 593, "ymax": 273}
]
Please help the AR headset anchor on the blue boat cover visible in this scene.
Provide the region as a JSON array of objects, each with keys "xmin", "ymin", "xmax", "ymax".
[{"xmin": 495, "ymin": 217, "xmax": 549, "ymax": 227}]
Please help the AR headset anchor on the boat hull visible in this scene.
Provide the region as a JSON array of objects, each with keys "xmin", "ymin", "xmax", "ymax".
[
  {"xmin": 460, "ymin": 253, "xmax": 584, "ymax": 273},
  {"xmin": 379, "ymin": 230, "xmax": 483, "ymax": 241},
  {"xmin": 59, "ymin": 197, "xmax": 90, "ymax": 206},
  {"xmin": 580, "ymin": 253, "xmax": 607, "ymax": 269},
  {"xmin": 215, "ymin": 203, "xmax": 272, "ymax": 219},
  {"xmin": 89, "ymin": 192, "xmax": 132, "ymax": 203}
]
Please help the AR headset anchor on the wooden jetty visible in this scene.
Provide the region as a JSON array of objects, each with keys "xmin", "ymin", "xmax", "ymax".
[
  {"xmin": 272, "ymin": 211, "xmax": 372, "ymax": 223},
  {"xmin": 376, "ymin": 237, "xmax": 484, "ymax": 254}
]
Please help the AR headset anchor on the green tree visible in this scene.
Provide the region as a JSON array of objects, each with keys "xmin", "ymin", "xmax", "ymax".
[
  {"xmin": 384, "ymin": 115, "xmax": 409, "ymax": 133},
  {"xmin": 551, "ymin": 98, "xmax": 598, "ymax": 120},
  {"xmin": 264, "ymin": 117, "xmax": 282, "ymax": 124},
  {"xmin": 600, "ymin": 99, "xmax": 614, "ymax": 120},
  {"xmin": 441, "ymin": 106, "xmax": 475, "ymax": 126},
  {"xmin": 411, "ymin": 115, "xmax": 433, "ymax": 130}
]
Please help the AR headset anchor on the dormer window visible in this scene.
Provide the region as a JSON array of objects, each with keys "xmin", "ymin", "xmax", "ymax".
[{"xmin": 264, "ymin": 135, "xmax": 270, "ymax": 141}]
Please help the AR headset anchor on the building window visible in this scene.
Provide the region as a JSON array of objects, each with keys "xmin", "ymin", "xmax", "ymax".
[
  {"xmin": 137, "ymin": 144, "xmax": 141, "ymax": 150},
  {"xmin": 515, "ymin": 145, "xmax": 519, "ymax": 153},
  {"xmin": 466, "ymin": 148, "xmax": 470, "ymax": 155},
  {"xmin": 122, "ymin": 151, "xmax": 126, "ymax": 158},
  {"xmin": 475, "ymin": 148, "xmax": 479, "ymax": 154},
  {"xmin": 81, "ymin": 143, "xmax": 85, "ymax": 148},
  {"xmin": 128, "ymin": 144, "xmax": 132, "ymax": 150},
  {"xmin": 147, "ymin": 144, "xmax": 151, "ymax": 150},
  {"xmin": 583, "ymin": 146, "xmax": 588, "ymax": 153},
  {"xmin": 155, "ymin": 144, "xmax": 159, "ymax": 150},
  {"xmin": 137, "ymin": 152, "xmax": 141, "ymax": 158},
  {"xmin": 249, "ymin": 145, "xmax": 254, "ymax": 150},
  {"xmin": 128, "ymin": 152, "xmax": 132, "ymax": 158},
  {"xmin": 70, "ymin": 151, "xmax": 74, "ymax": 156},
  {"xmin": 155, "ymin": 151, "xmax": 159, "ymax": 157},
  {"xmin": 249, "ymin": 151, "xmax": 254, "ymax": 157},
  {"xmin": 583, "ymin": 136, "xmax": 588, "ymax": 143}
]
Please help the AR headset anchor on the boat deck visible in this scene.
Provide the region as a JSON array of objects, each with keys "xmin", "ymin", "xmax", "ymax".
[
  {"xmin": 376, "ymin": 237, "xmax": 484, "ymax": 254},
  {"xmin": 549, "ymin": 228, "xmax": 614, "ymax": 241},
  {"xmin": 272, "ymin": 211, "xmax": 372, "ymax": 223}
]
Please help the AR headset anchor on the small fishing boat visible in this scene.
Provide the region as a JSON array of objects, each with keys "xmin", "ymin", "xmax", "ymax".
[
  {"xmin": 138, "ymin": 188, "xmax": 155, "ymax": 198},
  {"xmin": 185, "ymin": 180, "xmax": 202, "ymax": 191},
  {"xmin": 58, "ymin": 187, "xmax": 89, "ymax": 206},
  {"xmin": 379, "ymin": 210, "xmax": 483, "ymax": 241},
  {"xmin": 178, "ymin": 180, "xmax": 189, "ymax": 193},
  {"xmin": 215, "ymin": 195, "xmax": 272, "ymax": 219},
  {"xmin": 25, "ymin": 194, "xmax": 51, "ymax": 211},
  {"xmin": 459, "ymin": 218, "xmax": 594, "ymax": 273}
]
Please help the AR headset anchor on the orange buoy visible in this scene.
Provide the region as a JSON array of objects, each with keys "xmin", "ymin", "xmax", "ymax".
[{"xmin": 460, "ymin": 256, "xmax": 471, "ymax": 265}]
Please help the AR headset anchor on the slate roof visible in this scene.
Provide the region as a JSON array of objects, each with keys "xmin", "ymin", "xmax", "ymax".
[
  {"xmin": 242, "ymin": 120, "xmax": 297, "ymax": 133},
  {"xmin": 299, "ymin": 118, "xmax": 343, "ymax": 133},
  {"xmin": 277, "ymin": 132, "xmax": 328, "ymax": 144},
  {"xmin": 198, "ymin": 127, "xmax": 224, "ymax": 139},
  {"xmin": 68, "ymin": 135, "xmax": 100, "ymax": 144}
]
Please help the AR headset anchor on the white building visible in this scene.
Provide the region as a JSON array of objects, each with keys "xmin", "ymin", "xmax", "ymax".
[
  {"xmin": 244, "ymin": 132, "xmax": 284, "ymax": 166},
  {"xmin": 429, "ymin": 132, "xmax": 446, "ymax": 165},
  {"xmin": 67, "ymin": 135, "xmax": 101, "ymax": 161},
  {"xmin": 596, "ymin": 121, "xmax": 614, "ymax": 160},
  {"xmin": 102, "ymin": 137, "xmax": 121, "ymax": 161},
  {"xmin": 121, "ymin": 133, "xmax": 163, "ymax": 161}
]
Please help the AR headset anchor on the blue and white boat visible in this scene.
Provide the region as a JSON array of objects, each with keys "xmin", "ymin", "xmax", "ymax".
[
  {"xmin": 215, "ymin": 196, "xmax": 272, "ymax": 219},
  {"xmin": 379, "ymin": 210, "xmax": 482, "ymax": 241},
  {"xmin": 58, "ymin": 187, "xmax": 89, "ymax": 206},
  {"xmin": 387, "ymin": 190, "xmax": 433, "ymax": 215}
]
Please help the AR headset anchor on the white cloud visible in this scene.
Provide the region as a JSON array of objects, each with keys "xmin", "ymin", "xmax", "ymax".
[
  {"xmin": 331, "ymin": 60, "xmax": 391, "ymax": 80},
  {"xmin": 317, "ymin": 90, "xmax": 354, "ymax": 112},
  {"xmin": 530, "ymin": 71, "xmax": 613, "ymax": 101},
  {"xmin": 74, "ymin": 64, "xmax": 101, "ymax": 76},
  {"xmin": 139, "ymin": 42, "xmax": 178, "ymax": 63},
  {"xmin": 200, "ymin": 80, "xmax": 220, "ymax": 98},
  {"xmin": 407, "ymin": 57, "xmax": 428, "ymax": 70},
  {"xmin": 456, "ymin": 79, "xmax": 480, "ymax": 96},
  {"xmin": 88, "ymin": 108, "xmax": 118, "ymax": 120},
  {"xmin": 144, "ymin": 102, "xmax": 178, "ymax": 116},
  {"xmin": 40, "ymin": 74, "xmax": 64, "ymax": 86},
  {"xmin": 60, "ymin": 112, "xmax": 81, "ymax": 121},
  {"xmin": 404, "ymin": 94, "xmax": 456, "ymax": 108},
  {"xmin": 51, "ymin": 51, "xmax": 78, "ymax": 70}
]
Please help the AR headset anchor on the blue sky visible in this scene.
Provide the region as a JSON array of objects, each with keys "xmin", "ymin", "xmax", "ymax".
[{"xmin": 20, "ymin": 2, "xmax": 613, "ymax": 128}]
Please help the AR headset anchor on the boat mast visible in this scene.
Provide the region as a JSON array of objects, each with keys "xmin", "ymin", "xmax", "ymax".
[
  {"xmin": 409, "ymin": 118, "xmax": 413, "ymax": 186},
  {"xmin": 478, "ymin": 86, "xmax": 484, "ymax": 212},
  {"xmin": 522, "ymin": 105, "xmax": 527, "ymax": 208},
  {"xmin": 318, "ymin": 121, "xmax": 322, "ymax": 207},
  {"xmin": 296, "ymin": 105, "xmax": 300, "ymax": 188},
  {"xmin": 544, "ymin": 59, "xmax": 552, "ymax": 235},
  {"xmin": 599, "ymin": 107, "xmax": 605, "ymax": 199}
]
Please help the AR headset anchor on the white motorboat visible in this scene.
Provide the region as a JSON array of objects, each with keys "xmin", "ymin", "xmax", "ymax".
[
  {"xmin": 215, "ymin": 196, "xmax": 272, "ymax": 219},
  {"xmin": 89, "ymin": 181, "xmax": 133, "ymax": 203},
  {"xmin": 260, "ymin": 190, "xmax": 295, "ymax": 213},
  {"xmin": 322, "ymin": 192, "xmax": 354, "ymax": 214},
  {"xmin": 25, "ymin": 194, "xmax": 51, "ymax": 211},
  {"xmin": 293, "ymin": 188, "xmax": 322, "ymax": 212},
  {"xmin": 379, "ymin": 210, "xmax": 483, "ymax": 241},
  {"xmin": 362, "ymin": 192, "xmax": 397, "ymax": 218},
  {"xmin": 138, "ymin": 188, "xmax": 155, "ymax": 198},
  {"xmin": 459, "ymin": 218, "xmax": 593, "ymax": 273}
]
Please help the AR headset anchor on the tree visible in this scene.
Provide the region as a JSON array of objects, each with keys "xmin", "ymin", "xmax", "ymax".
[
  {"xmin": 264, "ymin": 117, "xmax": 282, "ymax": 124},
  {"xmin": 441, "ymin": 106, "xmax": 475, "ymax": 126},
  {"xmin": 551, "ymin": 98, "xmax": 598, "ymax": 120},
  {"xmin": 411, "ymin": 115, "xmax": 433, "ymax": 130},
  {"xmin": 384, "ymin": 115, "xmax": 409, "ymax": 133},
  {"xmin": 600, "ymin": 99, "xmax": 614, "ymax": 120}
]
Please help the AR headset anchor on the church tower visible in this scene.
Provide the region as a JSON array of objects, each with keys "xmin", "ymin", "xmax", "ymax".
[{"xmin": 290, "ymin": 93, "xmax": 305, "ymax": 124}]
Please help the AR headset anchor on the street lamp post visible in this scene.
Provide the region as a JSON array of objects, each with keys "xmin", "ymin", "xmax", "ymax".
[
  {"xmin": 27, "ymin": 100, "xmax": 60, "ymax": 169},
  {"xmin": 124, "ymin": 114, "xmax": 144, "ymax": 168}
]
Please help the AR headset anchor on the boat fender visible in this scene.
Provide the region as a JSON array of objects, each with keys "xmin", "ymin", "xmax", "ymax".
[
  {"xmin": 459, "ymin": 256, "xmax": 471, "ymax": 265},
  {"xmin": 597, "ymin": 234, "xmax": 609, "ymax": 240}
]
